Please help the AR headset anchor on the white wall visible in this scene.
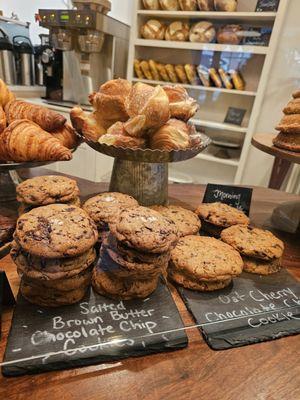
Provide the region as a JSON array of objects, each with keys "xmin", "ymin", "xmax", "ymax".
[
  {"xmin": 0, "ymin": 0, "xmax": 133, "ymax": 44},
  {"xmin": 241, "ymin": 0, "xmax": 300, "ymax": 186}
]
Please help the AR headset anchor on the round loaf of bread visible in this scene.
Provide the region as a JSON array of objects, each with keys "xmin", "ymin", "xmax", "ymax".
[
  {"xmin": 214, "ymin": 0, "xmax": 237, "ymax": 11},
  {"xmin": 179, "ymin": 0, "xmax": 197, "ymax": 10},
  {"xmin": 165, "ymin": 21, "xmax": 190, "ymax": 41},
  {"xmin": 217, "ymin": 25, "xmax": 243, "ymax": 45},
  {"xmin": 197, "ymin": 0, "xmax": 215, "ymax": 10},
  {"xmin": 143, "ymin": 0, "xmax": 160, "ymax": 9},
  {"xmin": 189, "ymin": 21, "xmax": 216, "ymax": 43},
  {"xmin": 141, "ymin": 19, "xmax": 166, "ymax": 40},
  {"xmin": 159, "ymin": 0, "xmax": 179, "ymax": 10}
]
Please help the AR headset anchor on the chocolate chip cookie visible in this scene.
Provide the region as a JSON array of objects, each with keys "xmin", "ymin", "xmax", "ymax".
[
  {"xmin": 195, "ymin": 202, "xmax": 250, "ymax": 237},
  {"xmin": 151, "ymin": 205, "xmax": 200, "ymax": 237},
  {"xmin": 110, "ymin": 206, "xmax": 178, "ymax": 254},
  {"xmin": 92, "ymin": 267, "xmax": 159, "ymax": 300},
  {"xmin": 16, "ymin": 175, "xmax": 80, "ymax": 206},
  {"xmin": 14, "ymin": 204, "xmax": 98, "ymax": 258},
  {"xmin": 170, "ymin": 235, "xmax": 243, "ymax": 282},
  {"xmin": 243, "ymin": 256, "xmax": 282, "ymax": 275},
  {"xmin": 83, "ymin": 192, "xmax": 138, "ymax": 229},
  {"xmin": 168, "ymin": 269, "xmax": 232, "ymax": 291},
  {"xmin": 221, "ymin": 225, "xmax": 284, "ymax": 261}
]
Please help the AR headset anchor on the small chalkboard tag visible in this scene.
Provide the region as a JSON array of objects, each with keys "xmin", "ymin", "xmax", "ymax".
[
  {"xmin": 255, "ymin": 0, "xmax": 280, "ymax": 12},
  {"xmin": 2, "ymin": 282, "xmax": 187, "ymax": 377},
  {"xmin": 203, "ymin": 183, "xmax": 253, "ymax": 215},
  {"xmin": 0, "ymin": 271, "xmax": 15, "ymax": 339},
  {"xmin": 177, "ymin": 270, "xmax": 300, "ymax": 350},
  {"xmin": 224, "ymin": 107, "xmax": 246, "ymax": 126}
]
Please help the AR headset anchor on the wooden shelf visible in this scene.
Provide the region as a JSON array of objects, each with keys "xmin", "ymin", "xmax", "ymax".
[
  {"xmin": 190, "ymin": 118, "xmax": 247, "ymax": 133},
  {"xmin": 132, "ymin": 78, "xmax": 256, "ymax": 96},
  {"xmin": 196, "ymin": 153, "xmax": 239, "ymax": 166},
  {"xmin": 135, "ymin": 39, "xmax": 269, "ymax": 54},
  {"xmin": 252, "ymin": 133, "xmax": 300, "ymax": 164},
  {"xmin": 137, "ymin": 10, "xmax": 277, "ymax": 22}
]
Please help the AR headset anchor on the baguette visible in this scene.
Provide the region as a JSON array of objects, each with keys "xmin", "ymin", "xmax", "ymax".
[{"xmin": 5, "ymin": 100, "xmax": 66, "ymax": 131}]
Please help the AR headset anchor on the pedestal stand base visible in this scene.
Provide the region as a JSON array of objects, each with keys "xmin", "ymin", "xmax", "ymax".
[
  {"xmin": 109, "ymin": 158, "xmax": 168, "ymax": 206},
  {"xmin": 0, "ymin": 171, "xmax": 22, "ymax": 203}
]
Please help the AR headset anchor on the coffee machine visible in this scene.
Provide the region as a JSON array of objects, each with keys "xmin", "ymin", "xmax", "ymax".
[{"xmin": 37, "ymin": 0, "xmax": 130, "ymax": 105}]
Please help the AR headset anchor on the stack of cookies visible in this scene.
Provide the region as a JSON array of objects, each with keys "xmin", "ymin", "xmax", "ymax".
[
  {"xmin": 195, "ymin": 202, "xmax": 250, "ymax": 237},
  {"xmin": 92, "ymin": 206, "xmax": 178, "ymax": 300},
  {"xmin": 169, "ymin": 236, "xmax": 243, "ymax": 291},
  {"xmin": 274, "ymin": 89, "xmax": 300, "ymax": 152},
  {"xmin": 150, "ymin": 205, "xmax": 201, "ymax": 237},
  {"xmin": 83, "ymin": 192, "xmax": 138, "ymax": 248},
  {"xmin": 16, "ymin": 175, "xmax": 80, "ymax": 215},
  {"xmin": 11, "ymin": 204, "xmax": 98, "ymax": 307},
  {"xmin": 221, "ymin": 225, "xmax": 284, "ymax": 275}
]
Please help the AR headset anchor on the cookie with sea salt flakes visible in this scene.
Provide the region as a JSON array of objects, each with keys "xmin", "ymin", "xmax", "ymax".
[
  {"xmin": 83, "ymin": 192, "xmax": 138, "ymax": 229},
  {"xmin": 109, "ymin": 206, "xmax": 178, "ymax": 253},
  {"xmin": 150, "ymin": 205, "xmax": 200, "ymax": 237},
  {"xmin": 221, "ymin": 225, "xmax": 284, "ymax": 261},
  {"xmin": 170, "ymin": 235, "xmax": 243, "ymax": 281},
  {"xmin": 14, "ymin": 204, "xmax": 98, "ymax": 258}
]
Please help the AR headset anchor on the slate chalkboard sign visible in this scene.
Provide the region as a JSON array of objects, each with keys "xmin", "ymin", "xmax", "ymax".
[
  {"xmin": 178, "ymin": 270, "xmax": 300, "ymax": 350},
  {"xmin": 224, "ymin": 107, "xmax": 246, "ymax": 126},
  {"xmin": 203, "ymin": 183, "xmax": 253, "ymax": 215},
  {"xmin": 255, "ymin": 0, "xmax": 280, "ymax": 12},
  {"xmin": 0, "ymin": 271, "xmax": 15, "ymax": 339},
  {"xmin": 2, "ymin": 282, "xmax": 187, "ymax": 376}
]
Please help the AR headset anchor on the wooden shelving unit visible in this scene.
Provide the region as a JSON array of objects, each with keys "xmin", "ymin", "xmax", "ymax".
[{"xmin": 127, "ymin": 0, "xmax": 289, "ymax": 184}]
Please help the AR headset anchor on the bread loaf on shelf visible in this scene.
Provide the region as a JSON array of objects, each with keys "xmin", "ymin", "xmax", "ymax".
[
  {"xmin": 124, "ymin": 82, "xmax": 170, "ymax": 137},
  {"xmin": 179, "ymin": 0, "xmax": 197, "ymax": 10},
  {"xmin": 143, "ymin": 0, "xmax": 160, "ymax": 9},
  {"xmin": 0, "ymin": 79, "xmax": 15, "ymax": 107},
  {"xmin": 189, "ymin": 21, "xmax": 216, "ymax": 43},
  {"xmin": 5, "ymin": 100, "xmax": 66, "ymax": 131},
  {"xmin": 50, "ymin": 123, "xmax": 80, "ymax": 149},
  {"xmin": 197, "ymin": 0, "xmax": 215, "ymax": 10},
  {"xmin": 141, "ymin": 19, "xmax": 166, "ymax": 40},
  {"xmin": 214, "ymin": 0, "xmax": 237, "ymax": 11},
  {"xmin": 0, "ymin": 106, "xmax": 6, "ymax": 133},
  {"xmin": 0, "ymin": 119, "xmax": 72, "ymax": 162},
  {"xmin": 165, "ymin": 21, "xmax": 190, "ymax": 42},
  {"xmin": 159, "ymin": 0, "xmax": 179, "ymax": 10},
  {"xmin": 70, "ymin": 106, "xmax": 106, "ymax": 142}
]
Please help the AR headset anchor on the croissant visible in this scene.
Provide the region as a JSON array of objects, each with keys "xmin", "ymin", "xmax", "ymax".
[
  {"xmin": 0, "ymin": 79, "xmax": 15, "ymax": 107},
  {"xmin": 0, "ymin": 106, "xmax": 6, "ymax": 133},
  {"xmin": 149, "ymin": 118, "xmax": 191, "ymax": 151},
  {"xmin": 99, "ymin": 122, "xmax": 146, "ymax": 149},
  {"xmin": 89, "ymin": 79, "xmax": 132, "ymax": 129},
  {"xmin": 163, "ymin": 85, "xmax": 198, "ymax": 121},
  {"xmin": 0, "ymin": 119, "xmax": 72, "ymax": 162},
  {"xmin": 70, "ymin": 106, "xmax": 106, "ymax": 142},
  {"xmin": 50, "ymin": 123, "xmax": 80, "ymax": 149},
  {"xmin": 124, "ymin": 82, "xmax": 170, "ymax": 137},
  {"xmin": 5, "ymin": 100, "xmax": 66, "ymax": 131}
]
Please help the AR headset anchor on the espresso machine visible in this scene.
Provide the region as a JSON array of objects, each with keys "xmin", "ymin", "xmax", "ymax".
[{"xmin": 37, "ymin": 0, "xmax": 130, "ymax": 105}]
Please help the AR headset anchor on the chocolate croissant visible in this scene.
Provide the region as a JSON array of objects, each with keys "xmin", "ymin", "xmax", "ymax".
[
  {"xmin": 5, "ymin": 100, "xmax": 66, "ymax": 131},
  {"xmin": 0, "ymin": 79, "xmax": 15, "ymax": 107},
  {"xmin": 0, "ymin": 106, "xmax": 6, "ymax": 133},
  {"xmin": 89, "ymin": 78, "xmax": 132, "ymax": 129},
  {"xmin": 50, "ymin": 123, "xmax": 80, "ymax": 149},
  {"xmin": 149, "ymin": 118, "xmax": 191, "ymax": 151},
  {"xmin": 163, "ymin": 85, "xmax": 198, "ymax": 121},
  {"xmin": 124, "ymin": 82, "xmax": 170, "ymax": 137},
  {"xmin": 99, "ymin": 122, "xmax": 146, "ymax": 149},
  {"xmin": 0, "ymin": 119, "xmax": 72, "ymax": 162},
  {"xmin": 70, "ymin": 106, "xmax": 106, "ymax": 142}
]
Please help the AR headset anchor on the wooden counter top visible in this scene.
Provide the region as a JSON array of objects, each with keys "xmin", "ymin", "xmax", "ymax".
[{"xmin": 0, "ymin": 169, "xmax": 299, "ymax": 400}]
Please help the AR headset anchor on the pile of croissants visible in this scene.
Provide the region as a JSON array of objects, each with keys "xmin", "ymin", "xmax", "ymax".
[
  {"xmin": 0, "ymin": 79, "xmax": 79, "ymax": 163},
  {"xmin": 70, "ymin": 79, "xmax": 201, "ymax": 151}
]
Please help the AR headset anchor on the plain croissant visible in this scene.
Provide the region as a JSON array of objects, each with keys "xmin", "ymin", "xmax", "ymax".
[
  {"xmin": 0, "ymin": 106, "xmax": 6, "ymax": 133},
  {"xmin": 70, "ymin": 106, "xmax": 106, "ymax": 142},
  {"xmin": 149, "ymin": 119, "xmax": 191, "ymax": 150},
  {"xmin": 0, "ymin": 79, "xmax": 15, "ymax": 107},
  {"xmin": 0, "ymin": 119, "xmax": 72, "ymax": 162},
  {"xmin": 50, "ymin": 123, "xmax": 80, "ymax": 149},
  {"xmin": 163, "ymin": 85, "xmax": 198, "ymax": 121},
  {"xmin": 5, "ymin": 100, "xmax": 66, "ymax": 131}
]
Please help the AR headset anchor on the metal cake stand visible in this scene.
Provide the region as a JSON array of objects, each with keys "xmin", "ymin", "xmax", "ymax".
[{"xmin": 85, "ymin": 133, "xmax": 211, "ymax": 205}]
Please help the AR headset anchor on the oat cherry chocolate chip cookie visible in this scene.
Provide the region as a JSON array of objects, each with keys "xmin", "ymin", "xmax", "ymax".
[
  {"xmin": 242, "ymin": 256, "xmax": 282, "ymax": 276},
  {"xmin": 16, "ymin": 175, "xmax": 80, "ymax": 206},
  {"xmin": 195, "ymin": 202, "xmax": 250, "ymax": 237},
  {"xmin": 150, "ymin": 205, "xmax": 200, "ymax": 237},
  {"xmin": 109, "ymin": 206, "xmax": 178, "ymax": 253},
  {"xmin": 14, "ymin": 204, "xmax": 98, "ymax": 258},
  {"xmin": 83, "ymin": 192, "xmax": 138, "ymax": 229},
  {"xmin": 220, "ymin": 225, "xmax": 284, "ymax": 261},
  {"xmin": 169, "ymin": 235, "xmax": 243, "ymax": 291}
]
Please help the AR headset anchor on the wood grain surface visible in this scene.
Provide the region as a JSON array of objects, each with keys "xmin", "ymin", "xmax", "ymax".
[{"xmin": 0, "ymin": 169, "xmax": 299, "ymax": 400}]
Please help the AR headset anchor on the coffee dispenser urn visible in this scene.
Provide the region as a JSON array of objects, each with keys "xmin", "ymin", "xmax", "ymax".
[
  {"xmin": 0, "ymin": 28, "xmax": 16, "ymax": 85},
  {"xmin": 13, "ymin": 35, "xmax": 35, "ymax": 86}
]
